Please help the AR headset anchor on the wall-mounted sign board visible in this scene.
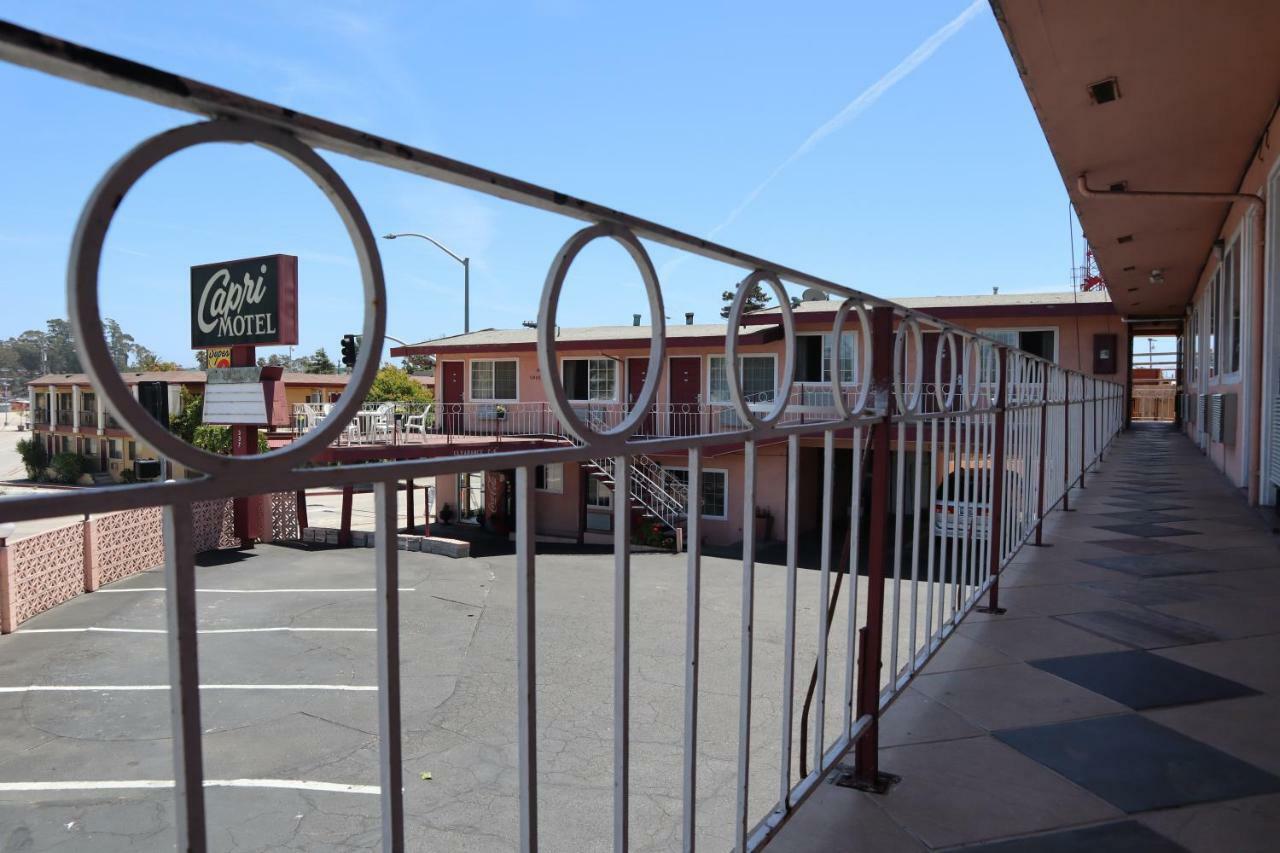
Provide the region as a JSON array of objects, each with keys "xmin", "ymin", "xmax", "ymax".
[{"xmin": 191, "ymin": 254, "xmax": 298, "ymax": 349}]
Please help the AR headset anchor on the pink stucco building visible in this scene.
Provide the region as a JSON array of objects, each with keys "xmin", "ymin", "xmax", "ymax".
[{"xmin": 395, "ymin": 290, "xmax": 1122, "ymax": 547}]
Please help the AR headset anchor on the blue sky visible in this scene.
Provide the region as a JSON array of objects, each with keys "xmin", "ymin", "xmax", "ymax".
[{"xmin": 0, "ymin": 0, "xmax": 1082, "ymax": 366}]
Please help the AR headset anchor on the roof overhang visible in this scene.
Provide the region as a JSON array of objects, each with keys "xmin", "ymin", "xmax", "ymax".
[
  {"xmin": 992, "ymin": 0, "xmax": 1280, "ymax": 316},
  {"xmin": 391, "ymin": 326, "xmax": 785, "ymax": 357}
]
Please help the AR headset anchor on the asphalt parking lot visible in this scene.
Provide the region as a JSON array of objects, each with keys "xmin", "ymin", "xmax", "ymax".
[{"xmin": 0, "ymin": 541, "xmax": 913, "ymax": 852}]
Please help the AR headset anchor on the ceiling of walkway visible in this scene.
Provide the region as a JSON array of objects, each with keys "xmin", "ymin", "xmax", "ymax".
[{"xmin": 992, "ymin": 0, "xmax": 1280, "ymax": 317}]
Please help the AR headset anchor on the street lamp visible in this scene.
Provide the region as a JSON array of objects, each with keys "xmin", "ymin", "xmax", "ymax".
[{"xmin": 382, "ymin": 232, "xmax": 471, "ymax": 334}]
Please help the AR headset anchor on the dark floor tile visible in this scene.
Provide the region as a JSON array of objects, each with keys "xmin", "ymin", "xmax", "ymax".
[
  {"xmin": 994, "ymin": 715, "xmax": 1280, "ymax": 813},
  {"xmin": 1081, "ymin": 555, "xmax": 1211, "ymax": 578},
  {"xmin": 944, "ymin": 821, "xmax": 1187, "ymax": 853},
  {"xmin": 1093, "ymin": 524, "xmax": 1199, "ymax": 539},
  {"xmin": 1086, "ymin": 538, "xmax": 1193, "ymax": 556},
  {"xmin": 1100, "ymin": 510, "xmax": 1192, "ymax": 525},
  {"xmin": 1055, "ymin": 609, "xmax": 1221, "ymax": 648},
  {"xmin": 1077, "ymin": 579, "xmax": 1208, "ymax": 606},
  {"xmin": 1030, "ymin": 650, "xmax": 1256, "ymax": 710}
]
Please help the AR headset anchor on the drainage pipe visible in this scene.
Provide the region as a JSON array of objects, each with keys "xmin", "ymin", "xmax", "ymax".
[{"xmin": 1075, "ymin": 174, "xmax": 1266, "ymax": 504}]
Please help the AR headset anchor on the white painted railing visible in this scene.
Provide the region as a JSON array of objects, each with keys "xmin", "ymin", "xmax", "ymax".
[{"xmin": 0, "ymin": 23, "xmax": 1127, "ymax": 853}]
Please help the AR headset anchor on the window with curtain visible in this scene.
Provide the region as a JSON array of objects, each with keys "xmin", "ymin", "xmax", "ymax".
[
  {"xmin": 535, "ymin": 463, "xmax": 564, "ymax": 494},
  {"xmin": 562, "ymin": 358, "xmax": 617, "ymax": 401},
  {"xmin": 1225, "ymin": 238, "xmax": 1241, "ymax": 374},
  {"xmin": 665, "ymin": 467, "xmax": 728, "ymax": 519},
  {"xmin": 708, "ymin": 355, "xmax": 776, "ymax": 402},
  {"xmin": 1207, "ymin": 273, "xmax": 1218, "ymax": 377},
  {"xmin": 470, "ymin": 360, "xmax": 518, "ymax": 401}
]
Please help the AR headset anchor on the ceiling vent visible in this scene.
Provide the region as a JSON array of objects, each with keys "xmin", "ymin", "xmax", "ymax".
[{"xmin": 1088, "ymin": 77, "xmax": 1121, "ymax": 104}]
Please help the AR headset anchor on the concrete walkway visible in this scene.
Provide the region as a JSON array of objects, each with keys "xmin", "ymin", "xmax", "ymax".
[{"xmin": 768, "ymin": 424, "xmax": 1280, "ymax": 852}]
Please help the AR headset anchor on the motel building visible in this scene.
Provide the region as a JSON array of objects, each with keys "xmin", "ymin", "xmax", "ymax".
[
  {"xmin": 389, "ymin": 290, "xmax": 1125, "ymax": 548},
  {"xmin": 25, "ymin": 370, "xmax": 351, "ymax": 482}
]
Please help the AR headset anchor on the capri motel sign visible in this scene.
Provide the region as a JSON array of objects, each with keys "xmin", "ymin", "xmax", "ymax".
[{"xmin": 190, "ymin": 254, "xmax": 298, "ymax": 348}]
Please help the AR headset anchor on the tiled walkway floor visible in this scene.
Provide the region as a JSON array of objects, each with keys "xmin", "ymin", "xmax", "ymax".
[{"xmin": 768, "ymin": 424, "xmax": 1280, "ymax": 852}]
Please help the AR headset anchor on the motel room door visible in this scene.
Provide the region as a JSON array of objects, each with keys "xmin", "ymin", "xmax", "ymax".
[
  {"xmin": 626, "ymin": 357, "xmax": 653, "ymax": 435},
  {"xmin": 669, "ymin": 356, "xmax": 701, "ymax": 436},
  {"xmin": 441, "ymin": 361, "xmax": 464, "ymax": 433}
]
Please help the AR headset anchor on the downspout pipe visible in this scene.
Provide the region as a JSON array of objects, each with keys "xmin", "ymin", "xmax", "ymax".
[{"xmin": 1076, "ymin": 174, "xmax": 1266, "ymax": 503}]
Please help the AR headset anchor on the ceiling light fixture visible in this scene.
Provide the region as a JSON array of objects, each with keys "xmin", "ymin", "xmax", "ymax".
[{"xmin": 1088, "ymin": 77, "xmax": 1121, "ymax": 104}]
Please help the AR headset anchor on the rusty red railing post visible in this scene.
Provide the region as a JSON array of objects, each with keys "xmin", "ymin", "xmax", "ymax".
[
  {"xmin": 296, "ymin": 489, "xmax": 308, "ymax": 531},
  {"xmin": 853, "ymin": 306, "xmax": 894, "ymax": 789},
  {"xmin": 339, "ymin": 485, "xmax": 353, "ymax": 547},
  {"xmin": 1033, "ymin": 368, "xmax": 1050, "ymax": 546},
  {"xmin": 405, "ymin": 479, "xmax": 415, "ymax": 534},
  {"xmin": 979, "ymin": 346, "xmax": 1008, "ymax": 615}
]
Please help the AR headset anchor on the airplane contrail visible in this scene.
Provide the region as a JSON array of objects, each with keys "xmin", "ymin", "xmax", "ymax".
[{"xmin": 706, "ymin": 0, "xmax": 986, "ymax": 240}]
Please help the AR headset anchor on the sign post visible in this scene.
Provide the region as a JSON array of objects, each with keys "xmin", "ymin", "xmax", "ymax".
[{"xmin": 191, "ymin": 254, "xmax": 299, "ymax": 547}]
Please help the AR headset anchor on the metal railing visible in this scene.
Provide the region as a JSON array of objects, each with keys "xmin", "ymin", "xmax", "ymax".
[
  {"xmin": 0, "ymin": 22, "xmax": 1127, "ymax": 853},
  {"xmin": 79, "ymin": 408, "xmax": 98, "ymax": 428}
]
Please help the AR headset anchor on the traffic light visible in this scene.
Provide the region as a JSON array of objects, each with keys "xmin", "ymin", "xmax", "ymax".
[{"xmin": 340, "ymin": 334, "xmax": 359, "ymax": 368}]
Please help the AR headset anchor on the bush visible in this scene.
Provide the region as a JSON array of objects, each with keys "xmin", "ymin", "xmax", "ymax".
[
  {"xmin": 192, "ymin": 425, "xmax": 268, "ymax": 455},
  {"xmin": 50, "ymin": 452, "xmax": 85, "ymax": 485},
  {"xmin": 16, "ymin": 437, "xmax": 49, "ymax": 481}
]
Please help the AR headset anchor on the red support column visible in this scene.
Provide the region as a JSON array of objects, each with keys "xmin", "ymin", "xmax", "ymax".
[
  {"xmin": 1033, "ymin": 369, "xmax": 1050, "ymax": 546},
  {"xmin": 339, "ymin": 486, "xmax": 353, "ymax": 547},
  {"xmin": 853, "ymin": 307, "xmax": 894, "ymax": 789},
  {"xmin": 980, "ymin": 346, "xmax": 1009, "ymax": 615},
  {"xmin": 230, "ymin": 344, "xmax": 257, "ymax": 547},
  {"xmin": 405, "ymin": 479, "xmax": 415, "ymax": 534}
]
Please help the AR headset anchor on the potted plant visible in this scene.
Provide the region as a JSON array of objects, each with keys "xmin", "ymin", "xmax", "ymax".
[
  {"xmin": 753, "ymin": 506, "xmax": 774, "ymax": 543},
  {"xmin": 494, "ymin": 404, "xmax": 507, "ymax": 421},
  {"xmin": 438, "ymin": 502, "xmax": 455, "ymax": 525}
]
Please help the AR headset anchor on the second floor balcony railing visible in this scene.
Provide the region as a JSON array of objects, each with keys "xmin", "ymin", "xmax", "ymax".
[
  {"xmin": 0, "ymin": 24, "xmax": 1128, "ymax": 853},
  {"xmin": 79, "ymin": 409, "xmax": 98, "ymax": 428},
  {"xmin": 55, "ymin": 409, "xmax": 74, "ymax": 427}
]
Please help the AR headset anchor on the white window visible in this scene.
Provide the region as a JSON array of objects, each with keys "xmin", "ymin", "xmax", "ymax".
[
  {"xmin": 1223, "ymin": 237, "xmax": 1241, "ymax": 376},
  {"xmin": 1207, "ymin": 272, "xmax": 1219, "ymax": 378},
  {"xmin": 535, "ymin": 463, "xmax": 564, "ymax": 494},
  {"xmin": 470, "ymin": 359, "xmax": 518, "ymax": 401},
  {"xmin": 562, "ymin": 358, "xmax": 617, "ymax": 401},
  {"xmin": 586, "ymin": 476, "xmax": 613, "ymax": 509},
  {"xmin": 665, "ymin": 467, "xmax": 728, "ymax": 519},
  {"xmin": 708, "ymin": 354, "xmax": 776, "ymax": 403},
  {"xmin": 1188, "ymin": 309, "xmax": 1199, "ymax": 387},
  {"xmin": 795, "ymin": 333, "xmax": 857, "ymax": 383}
]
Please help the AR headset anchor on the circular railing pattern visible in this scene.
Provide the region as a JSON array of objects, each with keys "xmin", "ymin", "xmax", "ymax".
[
  {"xmin": 724, "ymin": 271, "xmax": 796, "ymax": 428},
  {"xmin": 538, "ymin": 222, "xmax": 666, "ymax": 442},
  {"xmin": 830, "ymin": 297, "xmax": 873, "ymax": 420},
  {"xmin": 68, "ymin": 119, "xmax": 386, "ymax": 477}
]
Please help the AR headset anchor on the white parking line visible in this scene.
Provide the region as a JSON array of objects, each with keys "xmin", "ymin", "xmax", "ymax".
[
  {"xmin": 0, "ymin": 779, "xmax": 378, "ymax": 794},
  {"xmin": 18, "ymin": 627, "xmax": 376, "ymax": 635},
  {"xmin": 0, "ymin": 684, "xmax": 378, "ymax": 693},
  {"xmin": 99, "ymin": 587, "xmax": 416, "ymax": 593}
]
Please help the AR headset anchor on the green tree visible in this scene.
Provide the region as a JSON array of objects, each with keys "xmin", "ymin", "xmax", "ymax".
[
  {"xmin": 304, "ymin": 347, "xmax": 339, "ymax": 374},
  {"xmin": 42, "ymin": 319, "xmax": 80, "ymax": 373},
  {"xmin": 401, "ymin": 353, "xmax": 435, "ymax": 375},
  {"xmin": 719, "ymin": 281, "xmax": 773, "ymax": 319},
  {"xmin": 169, "ymin": 389, "xmax": 203, "ymax": 444},
  {"xmin": 192, "ymin": 425, "xmax": 267, "ymax": 454},
  {"xmin": 104, "ymin": 319, "xmax": 135, "ymax": 369},
  {"xmin": 366, "ymin": 364, "xmax": 430, "ymax": 402},
  {"xmin": 131, "ymin": 348, "xmax": 181, "ymax": 371},
  {"xmin": 16, "ymin": 436, "xmax": 49, "ymax": 480}
]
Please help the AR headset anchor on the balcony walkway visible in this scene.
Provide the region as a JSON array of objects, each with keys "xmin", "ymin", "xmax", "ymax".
[{"xmin": 769, "ymin": 423, "xmax": 1280, "ymax": 852}]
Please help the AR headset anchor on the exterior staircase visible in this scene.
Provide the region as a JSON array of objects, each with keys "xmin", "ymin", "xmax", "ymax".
[
  {"xmin": 585, "ymin": 454, "xmax": 688, "ymax": 534},
  {"xmin": 90, "ymin": 471, "xmax": 114, "ymax": 487}
]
